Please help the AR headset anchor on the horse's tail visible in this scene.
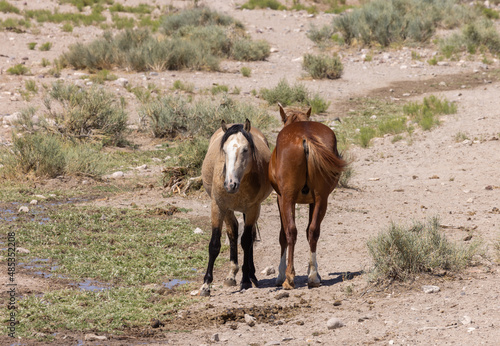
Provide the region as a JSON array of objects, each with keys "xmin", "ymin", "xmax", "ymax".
[{"xmin": 304, "ymin": 135, "xmax": 347, "ymax": 185}]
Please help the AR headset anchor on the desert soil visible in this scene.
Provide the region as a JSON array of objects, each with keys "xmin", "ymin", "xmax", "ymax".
[{"xmin": 1, "ymin": 0, "xmax": 500, "ymax": 345}]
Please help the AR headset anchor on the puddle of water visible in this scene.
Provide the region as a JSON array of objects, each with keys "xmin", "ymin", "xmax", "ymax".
[
  {"xmin": 163, "ymin": 279, "xmax": 190, "ymax": 289},
  {"xmin": 71, "ymin": 279, "xmax": 111, "ymax": 292}
]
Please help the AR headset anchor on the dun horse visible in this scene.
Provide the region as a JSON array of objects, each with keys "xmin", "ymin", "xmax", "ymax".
[
  {"xmin": 200, "ymin": 119, "xmax": 272, "ymax": 296},
  {"xmin": 269, "ymin": 105, "xmax": 347, "ymax": 289}
]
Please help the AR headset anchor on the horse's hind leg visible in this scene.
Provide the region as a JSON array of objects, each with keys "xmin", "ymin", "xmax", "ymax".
[
  {"xmin": 306, "ymin": 199, "xmax": 328, "ymax": 288},
  {"xmin": 200, "ymin": 202, "xmax": 224, "ymax": 296},
  {"xmin": 224, "ymin": 211, "xmax": 239, "ymax": 287},
  {"xmin": 240, "ymin": 207, "xmax": 260, "ymax": 290},
  {"xmin": 279, "ymin": 195, "xmax": 298, "ymax": 290},
  {"xmin": 276, "ymin": 198, "xmax": 287, "ymax": 287}
]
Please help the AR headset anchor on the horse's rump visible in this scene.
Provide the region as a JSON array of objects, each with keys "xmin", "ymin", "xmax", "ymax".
[{"xmin": 305, "ymin": 134, "xmax": 346, "ymax": 186}]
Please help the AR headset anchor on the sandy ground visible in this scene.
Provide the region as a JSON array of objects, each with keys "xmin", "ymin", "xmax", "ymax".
[{"xmin": 1, "ymin": 0, "xmax": 500, "ymax": 345}]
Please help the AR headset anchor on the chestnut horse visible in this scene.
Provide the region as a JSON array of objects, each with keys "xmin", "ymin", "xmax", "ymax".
[
  {"xmin": 269, "ymin": 105, "xmax": 346, "ymax": 289},
  {"xmin": 200, "ymin": 119, "xmax": 272, "ymax": 296}
]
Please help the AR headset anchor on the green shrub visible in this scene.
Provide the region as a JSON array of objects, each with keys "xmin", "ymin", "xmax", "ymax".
[
  {"xmin": 172, "ymin": 80, "xmax": 194, "ymax": 93},
  {"xmin": 367, "ymin": 217, "xmax": 481, "ymax": 281},
  {"xmin": 62, "ymin": 8, "xmax": 269, "ymax": 73},
  {"xmin": 89, "ymin": 69, "xmax": 118, "ymax": 84},
  {"xmin": 1, "ymin": 133, "xmax": 105, "ymax": 179},
  {"xmin": 302, "ymin": 53, "xmax": 343, "ymax": 79},
  {"xmin": 307, "ymin": 93, "xmax": 330, "ymax": 114},
  {"xmin": 260, "ymin": 78, "xmax": 308, "ymax": 107},
  {"xmin": 140, "ymin": 95, "xmax": 275, "ymax": 139},
  {"xmin": 39, "ymin": 42, "xmax": 53, "ymax": 51},
  {"xmin": 230, "ymin": 39, "xmax": 270, "ymax": 61},
  {"xmin": 62, "ymin": 22, "xmax": 74, "ymax": 32},
  {"xmin": 211, "ymin": 84, "xmax": 229, "ymax": 95},
  {"xmin": 25, "ymin": 80, "xmax": 38, "ymax": 93},
  {"xmin": 172, "ymin": 137, "xmax": 209, "ymax": 177},
  {"xmin": 41, "ymin": 58, "xmax": 51, "ymax": 67},
  {"xmin": 28, "ymin": 42, "xmax": 37, "ymax": 50},
  {"xmin": 7, "ymin": 64, "xmax": 29, "ymax": 75},
  {"xmin": 41, "ymin": 82, "xmax": 128, "ymax": 146},
  {"xmin": 259, "ymin": 78, "xmax": 329, "ymax": 114},
  {"xmin": 241, "ymin": 0, "xmax": 286, "ymax": 10},
  {"xmin": 332, "ymin": 0, "xmax": 479, "ymax": 47},
  {"xmin": 240, "ymin": 66, "xmax": 251, "ymax": 77}
]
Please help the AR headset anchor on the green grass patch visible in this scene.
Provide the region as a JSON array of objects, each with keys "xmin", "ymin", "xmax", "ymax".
[
  {"xmin": 88, "ymin": 69, "xmax": 118, "ymax": 84},
  {"xmin": 109, "ymin": 3, "xmax": 153, "ymax": 14},
  {"xmin": 24, "ymin": 7, "xmax": 107, "ymax": 26},
  {"xmin": 3, "ymin": 206, "xmax": 210, "ymax": 285},
  {"xmin": 0, "ymin": 204, "xmax": 209, "ymax": 336},
  {"xmin": 7, "ymin": 64, "xmax": 29, "ymax": 75},
  {"xmin": 367, "ymin": 217, "xmax": 482, "ymax": 281},
  {"xmin": 172, "ymin": 80, "xmax": 194, "ymax": 93},
  {"xmin": 403, "ymin": 95, "xmax": 456, "ymax": 131},
  {"xmin": 27, "ymin": 42, "xmax": 37, "ymax": 50},
  {"xmin": 39, "ymin": 42, "xmax": 53, "ymax": 51},
  {"xmin": 210, "ymin": 84, "xmax": 229, "ymax": 95},
  {"xmin": 62, "ymin": 22, "xmax": 74, "ymax": 32},
  {"xmin": 0, "ymin": 0, "xmax": 20, "ymax": 14},
  {"xmin": 241, "ymin": 0, "xmax": 287, "ymax": 10}
]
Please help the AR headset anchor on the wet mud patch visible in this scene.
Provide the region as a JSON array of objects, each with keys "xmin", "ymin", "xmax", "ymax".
[{"xmin": 167, "ymin": 303, "xmax": 308, "ymax": 331}]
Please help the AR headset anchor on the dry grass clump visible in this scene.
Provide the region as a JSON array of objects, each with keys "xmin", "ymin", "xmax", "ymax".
[{"xmin": 367, "ymin": 217, "xmax": 482, "ymax": 281}]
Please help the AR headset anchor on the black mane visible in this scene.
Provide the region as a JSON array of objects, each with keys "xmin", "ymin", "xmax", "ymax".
[{"xmin": 220, "ymin": 124, "xmax": 256, "ymax": 159}]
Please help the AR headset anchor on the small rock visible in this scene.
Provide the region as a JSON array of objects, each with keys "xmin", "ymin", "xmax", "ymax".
[
  {"xmin": 368, "ymin": 177, "xmax": 380, "ymax": 181},
  {"xmin": 485, "ymin": 185, "xmax": 493, "ymax": 190},
  {"xmin": 190, "ymin": 290, "xmax": 199, "ymax": 296},
  {"xmin": 244, "ymin": 313, "xmax": 256, "ymax": 327},
  {"xmin": 211, "ymin": 333, "xmax": 220, "ymax": 342},
  {"xmin": 29, "ymin": 199, "xmax": 38, "ymax": 205},
  {"xmin": 439, "ymin": 81, "xmax": 447, "ymax": 87},
  {"xmin": 333, "ymin": 300, "xmax": 342, "ymax": 306},
  {"xmin": 111, "ymin": 171, "xmax": 124, "ymax": 179},
  {"xmin": 261, "ymin": 266, "xmax": 275, "ymax": 275},
  {"xmin": 437, "ymin": 61, "xmax": 449, "ymax": 66},
  {"xmin": 150, "ymin": 318, "xmax": 164, "ymax": 328},
  {"xmin": 34, "ymin": 195, "xmax": 47, "ymax": 199},
  {"xmin": 275, "ymin": 291, "xmax": 289, "ymax": 300},
  {"xmin": 16, "ymin": 247, "xmax": 30, "ymax": 254},
  {"xmin": 265, "ymin": 341, "xmax": 281, "ymax": 346},
  {"xmin": 460, "ymin": 315, "xmax": 472, "ymax": 325},
  {"xmin": 84, "ymin": 334, "xmax": 107, "ymax": 341},
  {"xmin": 18, "ymin": 206, "xmax": 29, "ymax": 213},
  {"xmin": 327, "ymin": 317, "xmax": 344, "ymax": 330},
  {"xmin": 422, "ymin": 285, "xmax": 440, "ymax": 294},
  {"xmin": 136, "ymin": 164, "xmax": 148, "ymax": 170},
  {"xmin": 193, "ymin": 227, "xmax": 204, "ymax": 234}
]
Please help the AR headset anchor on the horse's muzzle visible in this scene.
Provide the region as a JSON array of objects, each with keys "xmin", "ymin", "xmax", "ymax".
[{"xmin": 224, "ymin": 180, "xmax": 239, "ymax": 194}]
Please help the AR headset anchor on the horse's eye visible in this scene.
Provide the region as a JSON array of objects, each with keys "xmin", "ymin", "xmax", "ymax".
[{"xmin": 242, "ymin": 148, "xmax": 248, "ymax": 153}]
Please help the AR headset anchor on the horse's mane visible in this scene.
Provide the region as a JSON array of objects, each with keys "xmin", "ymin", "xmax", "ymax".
[{"xmin": 219, "ymin": 124, "xmax": 256, "ymax": 159}]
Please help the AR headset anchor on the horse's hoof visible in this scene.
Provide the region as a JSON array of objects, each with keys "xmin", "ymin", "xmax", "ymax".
[
  {"xmin": 240, "ymin": 282, "xmax": 252, "ymax": 291},
  {"xmin": 283, "ymin": 280, "xmax": 295, "ymax": 290},
  {"xmin": 199, "ymin": 286, "xmax": 211, "ymax": 297},
  {"xmin": 275, "ymin": 278, "xmax": 284, "ymax": 287},
  {"xmin": 307, "ymin": 281, "xmax": 321, "ymax": 288},
  {"xmin": 224, "ymin": 278, "xmax": 237, "ymax": 287}
]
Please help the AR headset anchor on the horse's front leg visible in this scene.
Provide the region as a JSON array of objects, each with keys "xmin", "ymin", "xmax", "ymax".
[
  {"xmin": 200, "ymin": 202, "xmax": 224, "ymax": 297},
  {"xmin": 224, "ymin": 211, "xmax": 239, "ymax": 287},
  {"xmin": 240, "ymin": 207, "xmax": 260, "ymax": 290}
]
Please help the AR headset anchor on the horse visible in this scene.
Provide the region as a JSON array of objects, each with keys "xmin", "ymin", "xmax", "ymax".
[
  {"xmin": 269, "ymin": 104, "xmax": 347, "ymax": 290},
  {"xmin": 199, "ymin": 119, "xmax": 273, "ymax": 296}
]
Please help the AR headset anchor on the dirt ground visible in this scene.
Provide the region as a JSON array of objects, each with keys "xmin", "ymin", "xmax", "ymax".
[{"xmin": 1, "ymin": 0, "xmax": 500, "ymax": 345}]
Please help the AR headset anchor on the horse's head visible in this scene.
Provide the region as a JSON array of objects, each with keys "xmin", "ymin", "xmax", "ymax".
[
  {"xmin": 220, "ymin": 119, "xmax": 255, "ymax": 194},
  {"xmin": 279, "ymin": 103, "xmax": 311, "ymax": 127}
]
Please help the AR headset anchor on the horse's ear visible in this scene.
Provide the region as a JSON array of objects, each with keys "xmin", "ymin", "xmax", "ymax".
[
  {"xmin": 244, "ymin": 118, "xmax": 251, "ymax": 132},
  {"xmin": 306, "ymin": 107, "xmax": 312, "ymax": 119},
  {"xmin": 221, "ymin": 119, "xmax": 228, "ymax": 133},
  {"xmin": 278, "ymin": 103, "xmax": 287, "ymax": 124}
]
